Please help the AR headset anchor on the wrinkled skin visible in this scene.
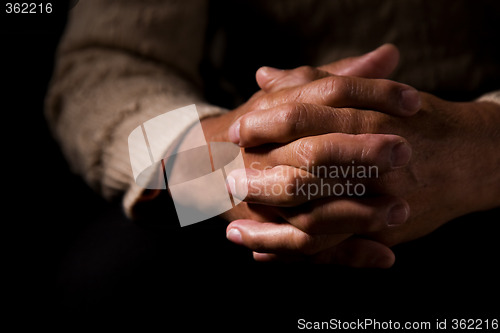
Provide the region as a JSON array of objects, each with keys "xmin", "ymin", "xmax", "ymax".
[{"xmin": 198, "ymin": 44, "xmax": 500, "ymax": 266}]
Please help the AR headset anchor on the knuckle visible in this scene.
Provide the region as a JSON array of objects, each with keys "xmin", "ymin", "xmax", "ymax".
[
  {"xmin": 275, "ymin": 103, "xmax": 307, "ymax": 137},
  {"xmin": 361, "ymin": 134, "xmax": 408, "ymax": 170},
  {"xmin": 359, "ymin": 134, "xmax": 390, "ymax": 163},
  {"xmin": 322, "ymin": 76, "xmax": 350, "ymax": 104},
  {"xmin": 258, "ymin": 166, "xmax": 302, "ymax": 206},
  {"xmin": 238, "ymin": 114, "xmax": 253, "ymax": 143},
  {"xmin": 293, "ymin": 65, "xmax": 318, "ymax": 81},
  {"xmin": 325, "ymin": 139, "xmax": 345, "ymax": 161},
  {"xmin": 357, "ymin": 111, "xmax": 386, "ymax": 134},
  {"xmin": 252, "ymin": 94, "xmax": 272, "ymax": 110},
  {"xmin": 328, "ymin": 109, "xmax": 356, "ymax": 134},
  {"xmin": 283, "ymin": 171, "xmax": 299, "ymax": 193},
  {"xmin": 274, "ymin": 170, "xmax": 301, "ymax": 206},
  {"xmin": 276, "ymin": 102, "xmax": 299, "ymax": 125},
  {"xmin": 337, "ymin": 108, "xmax": 367, "ymax": 134},
  {"xmin": 294, "ymin": 138, "xmax": 319, "ymax": 167}
]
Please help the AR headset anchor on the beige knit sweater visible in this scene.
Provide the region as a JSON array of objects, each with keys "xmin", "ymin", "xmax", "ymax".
[{"xmin": 45, "ymin": 0, "xmax": 500, "ymax": 219}]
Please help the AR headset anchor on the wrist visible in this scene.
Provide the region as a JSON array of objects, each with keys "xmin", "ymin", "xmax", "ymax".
[
  {"xmin": 478, "ymin": 101, "xmax": 500, "ymax": 208},
  {"xmin": 459, "ymin": 100, "xmax": 500, "ymax": 211},
  {"xmin": 200, "ymin": 112, "xmax": 237, "ymax": 143}
]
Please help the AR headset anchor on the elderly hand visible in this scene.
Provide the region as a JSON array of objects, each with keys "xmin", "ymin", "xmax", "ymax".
[
  {"xmin": 200, "ymin": 44, "xmax": 427, "ymax": 266},
  {"xmin": 225, "ymin": 50, "xmax": 500, "ymax": 264}
]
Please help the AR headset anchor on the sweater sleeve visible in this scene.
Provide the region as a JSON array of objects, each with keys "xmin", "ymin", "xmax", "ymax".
[
  {"xmin": 477, "ymin": 90, "xmax": 500, "ymax": 106},
  {"xmin": 44, "ymin": 0, "xmax": 227, "ymax": 219}
]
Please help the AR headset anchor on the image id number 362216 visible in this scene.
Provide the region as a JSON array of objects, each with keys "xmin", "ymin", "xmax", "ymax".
[{"xmin": 5, "ymin": 3, "xmax": 52, "ymax": 14}]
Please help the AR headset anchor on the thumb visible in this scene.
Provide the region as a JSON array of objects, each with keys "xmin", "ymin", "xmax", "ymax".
[
  {"xmin": 256, "ymin": 43, "xmax": 400, "ymax": 93},
  {"xmin": 320, "ymin": 43, "xmax": 400, "ymax": 79},
  {"xmin": 250, "ymin": 237, "xmax": 396, "ymax": 268}
]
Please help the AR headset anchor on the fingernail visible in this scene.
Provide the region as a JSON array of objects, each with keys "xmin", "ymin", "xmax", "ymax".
[
  {"xmin": 400, "ymin": 89, "xmax": 421, "ymax": 113},
  {"xmin": 391, "ymin": 142, "xmax": 412, "ymax": 168},
  {"xmin": 228, "ymin": 120, "xmax": 241, "ymax": 145},
  {"xmin": 226, "ymin": 169, "xmax": 249, "ymax": 199},
  {"xmin": 387, "ymin": 204, "xmax": 409, "ymax": 226},
  {"xmin": 226, "ymin": 175, "xmax": 236, "ymax": 195},
  {"xmin": 253, "ymin": 252, "xmax": 275, "ymax": 262},
  {"xmin": 226, "ymin": 228, "xmax": 243, "ymax": 245}
]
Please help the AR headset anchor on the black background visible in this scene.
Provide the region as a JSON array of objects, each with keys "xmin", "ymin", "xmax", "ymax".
[{"xmin": 3, "ymin": 1, "xmax": 499, "ymax": 330}]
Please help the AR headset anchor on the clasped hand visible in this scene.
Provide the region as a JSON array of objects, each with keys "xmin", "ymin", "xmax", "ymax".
[{"xmin": 200, "ymin": 44, "xmax": 500, "ymax": 267}]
